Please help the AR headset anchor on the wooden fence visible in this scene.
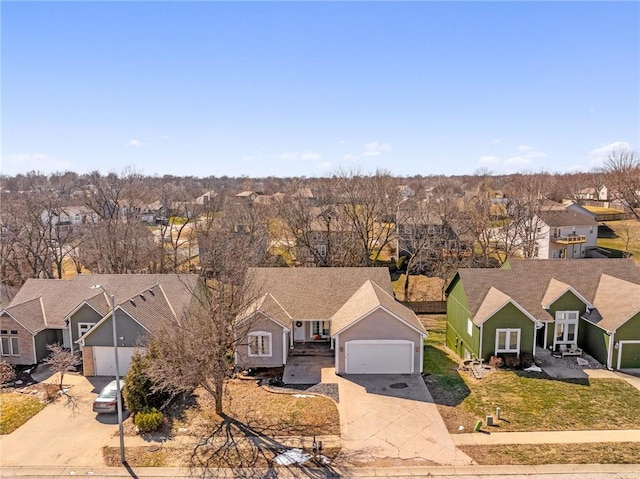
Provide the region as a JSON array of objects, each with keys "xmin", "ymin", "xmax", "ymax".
[{"xmin": 399, "ymin": 300, "xmax": 447, "ymax": 314}]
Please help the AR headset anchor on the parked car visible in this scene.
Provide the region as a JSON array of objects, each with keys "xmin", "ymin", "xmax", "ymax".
[{"xmin": 92, "ymin": 380, "xmax": 125, "ymax": 414}]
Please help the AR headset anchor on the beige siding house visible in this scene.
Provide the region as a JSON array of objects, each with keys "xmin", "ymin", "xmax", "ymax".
[{"xmin": 236, "ymin": 268, "xmax": 427, "ymax": 375}]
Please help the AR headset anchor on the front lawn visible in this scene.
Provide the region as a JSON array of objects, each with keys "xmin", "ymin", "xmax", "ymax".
[
  {"xmin": 461, "ymin": 442, "xmax": 640, "ymax": 465},
  {"xmin": 165, "ymin": 379, "xmax": 340, "ymax": 437},
  {"xmin": 0, "ymin": 392, "xmax": 46, "ymax": 434},
  {"xmin": 110, "ymin": 379, "xmax": 340, "ymax": 468},
  {"xmin": 421, "ymin": 315, "xmax": 640, "ymax": 433}
]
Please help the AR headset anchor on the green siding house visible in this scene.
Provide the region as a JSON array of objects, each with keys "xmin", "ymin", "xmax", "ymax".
[{"xmin": 444, "ymin": 259, "xmax": 640, "ymax": 369}]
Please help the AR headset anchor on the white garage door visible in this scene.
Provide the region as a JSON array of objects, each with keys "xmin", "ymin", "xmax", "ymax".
[
  {"xmin": 345, "ymin": 340, "xmax": 414, "ymax": 374},
  {"xmin": 93, "ymin": 347, "xmax": 136, "ymax": 377}
]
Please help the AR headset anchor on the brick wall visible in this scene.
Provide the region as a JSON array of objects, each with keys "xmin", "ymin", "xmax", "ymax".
[
  {"xmin": 0, "ymin": 314, "xmax": 34, "ymax": 365},
  {"xmin": 82, "ymin": 347, "xmax": 95, "ymax": 376}
]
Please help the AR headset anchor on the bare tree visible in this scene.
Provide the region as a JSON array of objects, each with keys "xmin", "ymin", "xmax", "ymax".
[
  {"xmin": 148, "ymin": 226, "xmax": 262, "ymax": 415},
  {"xmin": 81, "ymin": 170, "xmax": 156, "ymax": 273},
  {"xmin": 605, "ymin": 147, "xmax": 640, "ymax": 220},
  {"xmin": 44, "ymin": 343, "xmax": 80, "ymax": 390},
  {"xmin": 329, "ymin": 169, "xmax": 401, "ymax": 266}
]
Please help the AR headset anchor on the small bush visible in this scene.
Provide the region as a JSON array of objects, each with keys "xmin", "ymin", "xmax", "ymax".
[
  {"xmin": 134, "ymin": 407, "xmax": 164, "ymax": 433},
  {"xmin": 0, "ymin": 361, "xmax": 15, "ymax": 385},
  {"xmin": 42, "ymin": 383, "xmax": 60, "ymax": 402}
]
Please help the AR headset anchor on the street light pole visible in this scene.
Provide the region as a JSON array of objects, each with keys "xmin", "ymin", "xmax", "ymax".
[
  {"xmin": 110, "ymin": 293, "xmax": 126, "ymax": 464},
  {"xmin": 92, "ymin": 285, "xmax": 125, "ymax": 464}
]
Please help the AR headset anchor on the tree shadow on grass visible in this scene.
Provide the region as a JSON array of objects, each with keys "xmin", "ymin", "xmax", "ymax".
[
  {"xmin": 189, "ymin": 413, "xmax": 341, "ymax": 478},
  {"xmin": 422, "ymin": 345, "xmax": 471, "ymax": 407}
]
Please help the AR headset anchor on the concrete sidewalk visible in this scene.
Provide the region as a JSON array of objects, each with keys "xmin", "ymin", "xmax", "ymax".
[
  {"xmin": 2, "ymin": 463, "xmax": 639, "ymax": 478},
  {"xmin": 452, "ymin": 429, "xmax": 640, "ymax": 446}
]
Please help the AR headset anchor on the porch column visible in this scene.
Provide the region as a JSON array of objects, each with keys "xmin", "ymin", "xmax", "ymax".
[
  {"xmin": 330, "ymin": 337, "xmax": 335, "ymax": 350},
  {"xmin": 290, "ymin": 326, "xmax": 294, "ymax": 349},
  {"xmin": 543, "ymin": 323, "xmax": 548, "ymax": 349}
]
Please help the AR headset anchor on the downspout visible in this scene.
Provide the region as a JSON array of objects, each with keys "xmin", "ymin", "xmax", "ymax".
[
  {"xmin": 544, "ymin": 322, "xmax": 548, "ymax": 349},
  {"xmin": 607, "ymin": 329, "xmax": 616, "ymax": 370},
  {"xmin": 282, "ymin": 330, "xmax": 288, "ymax": 366},
  {"xmin": 533, "ymin": 322, "xmax": 537, "ymax": 357},
  {"xmin": 334, "ymin": 335, "xmax": 339, "ymax": 373},
  {"xmin": 479, "ymin": 323, "xmax": 483, "ymax": 362},
  {"xmin": 419, "ymin": 334, "xmax": 425, "ymax": 374},
  {"xmin": 32, "ymin": 336, "xmax": 37, "ymax": 364}
]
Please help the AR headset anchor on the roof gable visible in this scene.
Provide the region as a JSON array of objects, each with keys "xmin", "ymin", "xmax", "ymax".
[
  {"xmin": 586, "ymin": 274, "xmax": 640, "ymax": 332},
  {"xmin": 541, "ymin": 278, "xmax": 592, "ymax": 309},
  {"xmin": 331, "ymin": 280, "xmax": 426, "ymax": 335}
]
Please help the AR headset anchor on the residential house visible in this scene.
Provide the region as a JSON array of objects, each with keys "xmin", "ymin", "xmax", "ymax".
[
  {"xmin": 236, "ymin": 267, "xmax": 427, "ymax": 374},
  {"xmin": 0, "ymin": 274, "xmax": 197, "ymax": 376},
  {"xmin": 396, "ymin": 200, "xmax": 471, "ymax": 271},
  {"xmin": 533, "ymin": 209, "xmax": 598, "ymax": 259},
  {"xmin": 575, "ymin": 185, "xmax": 608, "ymax": 202},
  {"xmin": 444, "ymin": 259, "xmax": 640, "ymax": 369}
]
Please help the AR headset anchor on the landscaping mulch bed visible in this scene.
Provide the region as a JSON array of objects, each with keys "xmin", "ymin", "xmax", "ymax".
[{"xmin": 263, "ymin": 380, "xmax": 339, "ymax": 403}]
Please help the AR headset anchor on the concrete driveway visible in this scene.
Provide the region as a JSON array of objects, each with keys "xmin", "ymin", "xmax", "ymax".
[
  {"xmin": 322, "ymin": 369, "xmax": 473, "ymax": 466},
  {"xmin": 0, "ymin": 374, "xmax": 121, "ymax": 466}
]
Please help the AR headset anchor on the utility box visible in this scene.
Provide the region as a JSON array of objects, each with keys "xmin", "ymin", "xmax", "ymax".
[{"xmin": 486, "ymin": 415, "xmax": 494, "ymax": 426}]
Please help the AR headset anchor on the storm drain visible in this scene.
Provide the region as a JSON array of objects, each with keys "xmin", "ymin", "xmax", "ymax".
[{"xmin": 389, "ymin": 382, "xmax": 408, "ymax": 389}]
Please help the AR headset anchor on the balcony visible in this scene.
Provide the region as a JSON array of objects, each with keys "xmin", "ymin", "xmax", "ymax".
[{"xmin": 552, "ymin": 234, "xmax": 586, "ymax": 245}]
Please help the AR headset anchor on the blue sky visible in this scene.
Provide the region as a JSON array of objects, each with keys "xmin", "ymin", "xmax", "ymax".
[{"xmin": 2, "ymin": 1, "xmax": 639, "ymax": 178}]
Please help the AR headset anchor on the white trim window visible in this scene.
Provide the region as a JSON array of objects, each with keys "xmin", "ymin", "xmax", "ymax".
[
  {"xmin": 495, "ymin": 328, "xmax": 521, "ymax": 355},
  {"xmin": 77, "ymin": 322, "xmax": 95, "ymax": 338},
  {"xmin": 554, "ymin": 311, "xmax": 579, "ymax": 347},
  {"xmin": 248, "ymin": 331, "xmax": 272, "ymax": 357},
  {"xmin": 0, "ymin": 329, "xmax": 20, "ymax": 356}
]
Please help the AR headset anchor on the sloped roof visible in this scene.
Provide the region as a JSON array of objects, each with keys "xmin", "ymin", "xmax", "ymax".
[
  {"xmin": 472, "ymin": 287, "xmax": 514, "ymax": 325},
  {"xmin": 537, "ymin": 210, "xmax": 598, "ymax": 227},
  {"xmin": 454, "ymin": 259, "xmax": 640, "ymax": 324},
  {"xmin": 331, "ymin": 280, "xmax": 426, "ymax": 335},
  {"xmin": 586, "ymin": 274, "xmax": 640, "ymax": 332},
  {"xmin": 6, "ymin": 274, "xmax": 198, "ymax": 334},
  {"xmin": 239, "ymin": 293, "xmax": 292, "ymax": 328},
  {"xmin": 2, "ymin": 297, "xmax": 45, "ymax": 334},
  {"xmin": 246, "ymin": 267, "xmax": 393, "ymax": 321}
]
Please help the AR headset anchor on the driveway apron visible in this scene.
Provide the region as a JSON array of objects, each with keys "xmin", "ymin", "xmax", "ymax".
[
  {"xmin": 322, "ymin": 369, "xmax": 473, "ymax": 466},
  {"xmin": 0, "ymin": 374, "xmax": 118, "ymax": 466}
]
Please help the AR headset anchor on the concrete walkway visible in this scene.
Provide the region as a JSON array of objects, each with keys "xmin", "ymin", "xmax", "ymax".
[
  {"xmin": 322, "ymin": 368, "xmax": 473, "ymax": 466},
  {"xmin": 452, "ymin": 429, "xmax": 640, "ymax": 446},
  {"xmin": 2, "ymin": 463, "xmax": 639, "ymax": 478}
]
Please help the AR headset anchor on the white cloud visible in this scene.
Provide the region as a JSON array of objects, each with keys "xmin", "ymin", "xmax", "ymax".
[
  {"xmin": 6, "ymin": 153, "xmax": 71, "ymax": 173},
  {"xmin": 506, "ymin": 155, "xmax": 533, "ymax": 165},
  {"xmin": 279, "ymin": 151, "xmax": 323, "ymax": 161},
  {"xmin": 127, "ymin": 139, "xmax": 146, "ymax": 147},
  {"xmin": 343, "ymin": 154, "xmax": 360, "ymax": 161},
  {"xmin": 339, "ymin": 140, "xmax": 346, "ymax": 145},
  {"xmin": 491, "ymin": 139, "xmax": 502, "ymax": 145},
  {"xmin": 588, "ymin": 141, "xmax": 631, "ymax": 157},
  {"xmin": 477, "ymin": 145, "xmax": 547, "ymax": 171},
  {"xmin": 479, "ymin": 155, "xmax": 499, "ymax": 164},
  {"xmin": 364, "ymin": 141, "xmax": 391, "ymax": 153}
]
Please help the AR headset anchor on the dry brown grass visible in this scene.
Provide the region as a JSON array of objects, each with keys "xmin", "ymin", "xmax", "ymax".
[
  {"xmin": 168, "ymin": 380, "xmax": 340, "ymax": 437},
  {"xmin": 103, "ymin": 445, "xmax": 342, "ymax": 468},
  {"xmin": 460, "ymin": 442, "xmax": 640, "ymax": 465},
  {"xmin": 392, "ymin": 275, "xmax": 445, "ymax": 301}
]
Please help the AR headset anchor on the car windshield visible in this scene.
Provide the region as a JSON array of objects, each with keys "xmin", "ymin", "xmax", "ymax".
[{"xmin": 99, "ymin": 389, "xmax": 117, "ymax": 399}]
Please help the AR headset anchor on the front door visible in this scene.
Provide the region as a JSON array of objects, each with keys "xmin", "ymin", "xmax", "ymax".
[
  {"xmin": 77, "ymin": 323, "xmax": 95, "ymax": 349},
  {"xmin": 294, "ymin": 321, "xmax": 306, "ymax": 342}
]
